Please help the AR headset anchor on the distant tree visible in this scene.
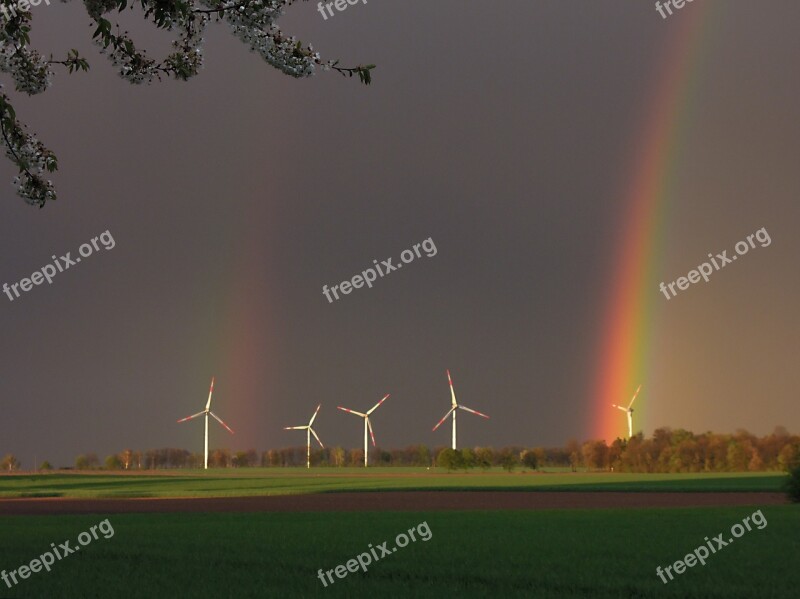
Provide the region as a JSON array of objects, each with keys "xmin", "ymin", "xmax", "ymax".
[
  {"xmin": 413, "ymin": 445, "xmax": 432, "ymax": 467},
  {"xmin": 705, "ymin": 434, "xmax": 729, "ymax": 472},
  {"xmin": 786, "ymin": 465, "xmax": 800, "ymax": 503},
  {"xmin": 144, "ymin": 449, "xmax": 160, "ymax": 469},
  {"xmin": 437, "ymin": 449, "xmax": 463, "ymax": 471},
  {"xmin": 608, "ymin": 438, "xmax": 626, "ymax": 471},
  {"xmin": 474, "ymin": 447, "xmax": 494, "ymax": 470},
  {"xmin": 39, "ymin": 461, "xmax": 53, "ymax": 471},
  {"xmin": 778, "ymin": 443, "xmax": 799, "ymax": 471},
  {"xmin": 331, "ymin": 447, "xmax": 346, "ymax": 467},
  {"xmin": 187, "ymin": 453, "xmax": 204, "ymax": 468},
  {"xmin": 310, "ymin": 449, "xmax": 326, "ymax": 467},
  {"xmin": 531, "ymin": 447, "xmax": 547, "ymax": 468},
  {"xmin": 498, "ymin": 448, "xmax": 519, "ymax": 472},
  {"xmin": 748, "ymin": 449, "xmax": 764, "ymax": 472},
  {"xmin": 75, "ymin": 453, "xmax": 99, "ymax": 470},
  {"xmin": 209, "ymin": 448, "xmax": 231, "ymax": 468},
  {"xmin": 566, "ymin": 439, "xmax": 581, "ymax": 472},
  {"xmin": 726, "ymin": 441, "xmax": 750, "ymax": 472},
  {"xmin": 581, "ymin": 441, "xmax": 600, "ymax": 470},
  {"xmin": 459, "ymin": 448, "xmax": 476, "ymax": 470},
  {"xmin": 390, "ymin": 448, "xmax": 406, "ymax": 465},
  {"xmin": 348, "ymin": 449, "xmax": 364, "ymax": 467},
  {"xmin": 520, "ymin": 450, "xmax": 538, "ymax": 471},
  {"xmin": 232, "ymin": 451, "xmax": 249, "ymax": 467},
  {"xmin": 121, "ymin": 449, "xmax": 133, "ymax": 470},
  {"xmin": 104, "ymin": 454, "xmax": 123, "ymax": 470},
  {"xmin": 1, "ymin": 454, "xmax": 20, "ymax": 472},
  {"xmin": 263, "ymin": 449, "xmax": 282, "ymax": 467}
]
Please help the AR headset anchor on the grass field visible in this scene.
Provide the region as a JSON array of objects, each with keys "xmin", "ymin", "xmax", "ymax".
[
  {"xmin": 0, "ymin": 469, "xmax": 788, "ymax": 498},
  {"xmin": 0, "ymin": 506, "xmax": 797, "ymax": 598}
]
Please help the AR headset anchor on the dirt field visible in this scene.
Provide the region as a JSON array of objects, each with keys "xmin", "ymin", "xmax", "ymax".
[{"xmin": 0, "ymin": 491, "xmax": 786, "ymax": 515}]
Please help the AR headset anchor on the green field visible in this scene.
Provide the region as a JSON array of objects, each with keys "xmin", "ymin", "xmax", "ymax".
[
  {"xmin": 0, "ymin": 506, "xmax": 797, "ymax": 598},
  {"xmin": 0, "ymin": 469, "xmax": 787, "ymax": 499}
]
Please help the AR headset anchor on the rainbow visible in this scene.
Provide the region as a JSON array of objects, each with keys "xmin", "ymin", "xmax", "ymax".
[{"xmin": 592, "ymin": 5, "xmax": 714, "ymax": 441}]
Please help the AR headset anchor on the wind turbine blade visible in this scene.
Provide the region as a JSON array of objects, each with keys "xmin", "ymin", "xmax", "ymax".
[
  {"xmin": 459, "ymin": 405, "xmax": 489, "ymax": 419},
  {"xmin": 309, "ymin": 404, "xmax": 322, "ymax": 426},
  {"xmin": 612, "ymin": 404, "xmax": 628, "ymax": 413},
  {"xmin": 177, "ymin": 411, "xmax": 205, "ymax": 423},
  {"xmin": 284, "ymin": 426, "xmax": 307, "ymax": 430},
  {"xmin": 432, "ymin": 406, "xmax": 456, "ymax": 431},
  {"xmin": 337, "ymin": 406, "xmax": 367, "ymax": 417},
  {"xmin": 367, "ymin": 418, "xmax": 376, "ymax": 447},
  {"xmin": 627, "ymin": 385, "xmax": 642, "ymax": 409},
  {"xmin": 205, "ymin": 376, "xmax": 215, "ymax": 410},
  {"xmin": 310, "ymin": 427, "xmax": 324, "ymax": 449},
  {"xmin": 447, "ymin": 369, "xmax": 457, "ymax": 406},
  {"xmin": 209, "ymin": 411, "xmax": 234, "ymax": 434},
  {"xmin": 367, "ymin": 394, "xmax": 390, "ymax": 415}
]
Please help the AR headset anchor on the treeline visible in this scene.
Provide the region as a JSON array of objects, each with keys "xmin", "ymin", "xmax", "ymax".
[{"xmin": 2, "ymin": 427, "xmax": 798, "ymax": 472}]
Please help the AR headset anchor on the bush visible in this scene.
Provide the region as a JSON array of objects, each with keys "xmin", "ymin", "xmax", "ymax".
[{"xmin": 39, "ymin": 461, "xmax": 53, "ymax": 471}]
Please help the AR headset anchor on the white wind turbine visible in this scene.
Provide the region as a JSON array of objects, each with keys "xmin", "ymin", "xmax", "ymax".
[
  {"xmin": 432, "ymin": 369, "xmax": 489, "ymax": 450},
  {"xmin": 612, "ymin": 384, "xmax": 642, "ymax": 439},
  {"xmin": 177, "ymin": 376, "xmax": 235, "ymax": 469},
  {"xmin": 284, "ymin": 404, "xmax": 324, "ymax": 469},
  {"xmin": 337, "ymin": 394, "xmax": 390, "ymax": 467}
]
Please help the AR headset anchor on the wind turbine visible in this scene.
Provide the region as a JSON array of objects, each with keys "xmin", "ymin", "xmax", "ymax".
[
  {"xmin": 337, "ymin": 394, "xmax": 390, "ymax": 467},
  {"xmin": 177, "ymin": 377, "xmax": 234, "ymax": 469},
  {"xmin": 612, "ymin": 384, "xmax": 642, "ymax": 439},
  {"xmin": 432, "ymin": 369, "xmax": 489, "ymax": 450},
  {"xmin": 284, "ymin": 404, "xmax": 324, "ymax": 468}
]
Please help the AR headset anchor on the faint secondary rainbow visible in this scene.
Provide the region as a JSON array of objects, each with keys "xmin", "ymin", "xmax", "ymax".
[{"xmin": 592, "ymin": 5, "xmax": 714, "ymax": 441}]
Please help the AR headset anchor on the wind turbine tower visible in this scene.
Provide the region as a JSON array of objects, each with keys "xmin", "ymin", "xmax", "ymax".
[
  {"xmin": 432, "ymin": 370, "xmax": 489, "ymax": 450},
  {"xmin": 177, "ymin": 377, "xmax": 235, "ymax": 469}
]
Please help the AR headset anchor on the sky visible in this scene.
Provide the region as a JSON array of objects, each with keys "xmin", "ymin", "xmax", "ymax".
[{"xmin": 1, "ymin": 0, "xmax": 798, "ymax": 468}]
